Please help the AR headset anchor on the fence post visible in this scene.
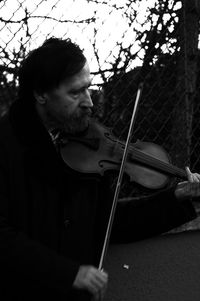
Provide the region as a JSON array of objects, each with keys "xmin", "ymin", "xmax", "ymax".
[{"xmin": 171, "ymin": 0, "xmax": 199, "ymax": 168}]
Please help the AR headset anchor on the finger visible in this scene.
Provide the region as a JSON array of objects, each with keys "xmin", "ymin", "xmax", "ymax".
[
  {"xmin": 98, "ymin": 269, "xmax": 108, "ymax": 300},
  {"xmin": 177, "ymin": 181, "xmax": 187, "ymax": 188},
  {"xmin": 90, "ymin": 283, "xmax": 104, "ymax": 301},
  {"xmin": 90, "ymin": 276, "xmax": 107, "ymax": 294},
  {"xmin": 100, "ymin": 269, "xmax": 108, "ymax": 279},
  {"xmin": 192, "ymin": 183, "xmax": 200, "ymax": 197},
  {"xmin": 93, "ymin": 284, "xmax": 106, "ymax": 301},
  {"xmin": 98, "ymin": 270, "xmax": 108, "ymax": 282},
  {"xmin": 192, "ymin": 173, "xmax": 200, "ymax": 182},
  {"xmin": 92, "ymin": 269, "xmax": 108, "ymax": 284},
  {"xmin": 185, "ymin": 182, "xmax": 200, "ymax": 198},
  {"xmin": 87, "ymin": 281, "xmax": 99, "ymax": 296},
  {"xmin": 87, "ymin": 276, "xmax": 104, "ymax": 293},
  {"xmin": 88, "ymin": 268, "xmax": 108, "ymax": 298},
  {"xmin": 185, "ymin": 166, "xmax": 193, "ymax": 182},
  {"xmin": 100, "ymin": 281, "xmax": 107, "ymax": 300},
  {"xmin": 185, "ymin": 166, "xmax": 200, "ymax": 183},
  {"xmin": 92, "ymin": 276, "xmax": 104, "ymax": 287},
  {"xmin": 91, "ymin": 274, "xmax": 107, "ymax": 300}
]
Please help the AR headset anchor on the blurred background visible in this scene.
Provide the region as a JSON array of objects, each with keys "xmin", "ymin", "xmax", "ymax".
[{"xmin": 1, "ymin": 0, "xmax": 200, "ymax": 230}]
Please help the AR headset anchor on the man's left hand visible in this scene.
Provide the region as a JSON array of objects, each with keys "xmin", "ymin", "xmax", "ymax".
[{"xmin": 175, "ymin": 166, "xmax": 200, "ymax": 200}]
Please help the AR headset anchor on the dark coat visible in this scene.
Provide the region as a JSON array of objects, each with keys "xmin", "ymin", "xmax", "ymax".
[{"xmin": 0, "ymin": 99, "xmax": 196, "ymax": 300}]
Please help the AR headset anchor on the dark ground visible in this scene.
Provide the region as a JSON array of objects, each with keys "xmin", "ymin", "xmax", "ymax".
[{"xmin": 168, "ymin": 201, "xmax": 200, "ymax": 234}]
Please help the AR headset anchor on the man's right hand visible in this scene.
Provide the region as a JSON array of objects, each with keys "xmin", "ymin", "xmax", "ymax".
[{"xmin": 73, "ymin": 265, "xmax": 108, "ymax": 301}]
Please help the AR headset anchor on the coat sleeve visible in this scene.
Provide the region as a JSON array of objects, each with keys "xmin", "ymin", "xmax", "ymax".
[
  {"xmin": 111, "ymin": 186, "xmax": 197, "ymax": 243},
  {"xmin": 0, "ymin": 143, "xmax": 79, "ymax": 297}
]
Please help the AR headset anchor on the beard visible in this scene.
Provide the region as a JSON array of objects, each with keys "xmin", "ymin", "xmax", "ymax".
[
  {"xmin": 63, "ymin": 109, "xmax": 92, "ymax": 135},
  {"xmin": 47, "ymin": 107, "xmax": 92, "ymax": 136}
]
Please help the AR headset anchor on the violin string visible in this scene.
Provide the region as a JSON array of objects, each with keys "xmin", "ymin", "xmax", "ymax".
[
  {"xmin": 104, "ymin": 140, "xmax": 186, "ymax": 178},
  {"xmin": 132, "ymin": 153, "xmax": 185, "ymax": 177},
  {"xmin": 129, "ymin": 146, "xmax": 186, "ymax": 177}
]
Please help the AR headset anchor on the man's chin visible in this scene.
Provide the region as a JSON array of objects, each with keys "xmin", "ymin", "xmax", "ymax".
[
  {"xmin": 77, "ymin": 119, "xmax": 90, "ymax": 135},
  {"xmin": 66, "ymin": 118, "xmax": 91, "ymax": 136}
]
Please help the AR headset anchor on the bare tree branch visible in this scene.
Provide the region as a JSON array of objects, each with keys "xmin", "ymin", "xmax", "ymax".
[{"xmin": 0, "ymin": 15, "xmax": 96, "ymax": 24}]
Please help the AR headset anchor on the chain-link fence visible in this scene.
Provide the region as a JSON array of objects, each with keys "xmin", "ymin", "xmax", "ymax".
[{"xmin": 1, "ymin": 0, "xmax": 200, "ymax": 206}]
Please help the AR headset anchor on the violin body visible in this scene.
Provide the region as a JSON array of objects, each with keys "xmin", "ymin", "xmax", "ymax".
[
  {"xmin": 61, "ymin": 122, "xmax": 121, "ymax": 175},
  {"xmin": 60, "ymin": 121, "xmax": 187, "ymax": 190},
  {"xmin": 127, "ymin": 140, "xmax": 170, "ymax": 189}
]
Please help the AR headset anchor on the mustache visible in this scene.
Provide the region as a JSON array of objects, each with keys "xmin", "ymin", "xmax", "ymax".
[{"xmin": 81, "ymin": 108, "xmax": 93, "ymax": 117}]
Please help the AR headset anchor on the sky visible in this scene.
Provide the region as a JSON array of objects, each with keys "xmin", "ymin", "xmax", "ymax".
[{"xmin": 0, "ymin": 0, "xmax": 156, "ymax": 84}]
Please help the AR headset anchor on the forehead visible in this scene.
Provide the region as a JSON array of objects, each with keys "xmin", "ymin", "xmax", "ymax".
[{"xmin": 62, "ymin": 61, "xmax": 91, "ymax": 89}]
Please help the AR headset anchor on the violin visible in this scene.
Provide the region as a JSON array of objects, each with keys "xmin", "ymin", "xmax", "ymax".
[{"xmin": 60, "ymin": 121, "xmax": 187, "ymax": 190}]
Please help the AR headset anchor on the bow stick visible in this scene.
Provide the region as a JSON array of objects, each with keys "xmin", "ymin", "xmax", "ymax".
[{"xmin": 98, "ymin": 82, "xmax": 144, "ymax": 271}]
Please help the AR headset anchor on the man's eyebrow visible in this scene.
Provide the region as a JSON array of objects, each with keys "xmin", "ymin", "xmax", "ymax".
[
  {"xmin": 70, "ymin": 82, "xmax": 92, "ymax": 92},
  {"xmin": 78, "ymin": 81, "xmax": 92, "ymax": 89}
]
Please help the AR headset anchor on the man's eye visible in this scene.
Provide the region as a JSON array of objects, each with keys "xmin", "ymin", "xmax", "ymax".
[{"xmin": 71, "ymin": 91, "xmax": 80, "ymax": 97}]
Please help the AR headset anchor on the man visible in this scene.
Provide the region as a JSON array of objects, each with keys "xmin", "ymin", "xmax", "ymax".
[{"xmin": 0, "ymin": 37, "xmax": 199, "ymax": 301}]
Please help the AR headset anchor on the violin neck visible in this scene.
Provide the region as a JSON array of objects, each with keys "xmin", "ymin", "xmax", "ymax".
[
  {"xmin": 131, "ymin": 151, "xmax": 187, "ymax": 180},
  {"xmin": 148, "ymin": 160, "xmax": 187, "ymax": 180},
  {"xmin": 150, "ymin": 159, "xmax": 187, "ymax": 180},
  {"xmin": 165, "ymin": 164, "xmax": 187, "ymax": 180}
]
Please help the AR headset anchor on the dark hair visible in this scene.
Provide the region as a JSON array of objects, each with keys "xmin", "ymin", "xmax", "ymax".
[{"xmin": 18, "ymin": 37, "xmax": 86, "ymax": 100}]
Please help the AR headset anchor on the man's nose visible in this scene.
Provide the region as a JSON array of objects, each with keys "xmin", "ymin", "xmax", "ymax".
[{"xmin": 82, "ymin": 89, "xmax": 93, "ymax": 107}]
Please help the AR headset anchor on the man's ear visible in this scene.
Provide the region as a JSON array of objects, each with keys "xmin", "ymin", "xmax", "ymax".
[{"xmin": 34, "ymin": 91, "xmax": 47, "ymax": 104}]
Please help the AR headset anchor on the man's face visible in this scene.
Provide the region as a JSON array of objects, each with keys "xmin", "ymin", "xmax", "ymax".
[{"xmin": 42, "ymin": 61, "xmax": 93, "ymax": 134}]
